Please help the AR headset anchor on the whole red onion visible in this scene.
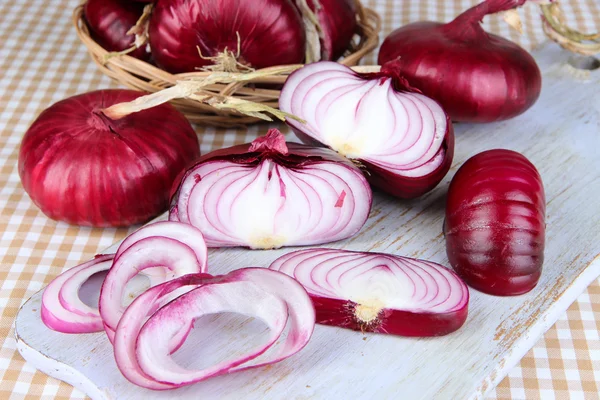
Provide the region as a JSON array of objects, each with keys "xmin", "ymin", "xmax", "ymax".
[
  {"xmin": 149, "ymin": 0, "xmax": 306, "ymax": 73},
  {"xmin": 444, "ymin": 149, "xmax": 546, "ymax": 296},
  {"xmin": 378, "ymin": 0, "xmax": 542, "ymax": 123},
  {"xmin": 309, "ymin": 0, "xmax": 357, "ymax": 61},
  {"xmin": 84, "ymin": 0, "xmax": 151, "ymax": 61},
  {"xmin": 18, "ymin": 89, "xmax": 200, "ymax": 227}
]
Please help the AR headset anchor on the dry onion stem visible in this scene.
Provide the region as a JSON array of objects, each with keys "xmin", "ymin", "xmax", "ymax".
[
  {"xmin": 103, "ymin": 3, "xmax": 153, "ymax": 63},
  {"xmin": 295, "ymin": 0, "xmax": 324, "ymax": 62},
  {"xmin": 196, "ymin": 32, "xmax": 255, "ymax": 73},
  {"xmin": 540, "ymin": 2, "xmax": 600, "ymax": 55},
  {"xmin": 102, "ymin": 67, "xmax": 305, "ymax": 122}
]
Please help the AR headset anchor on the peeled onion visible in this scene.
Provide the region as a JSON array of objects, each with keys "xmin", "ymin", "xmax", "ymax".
[
  {"xmin": 18, "ymin": 89, "xmax": 200, "ymax": 227},
  {"xmin": 169, "ymin": 129, "xmax": 372, "ymax": 249},
  {"xmin": 280, "ymin": 61, "xmax": 454, "ymax": 199}
]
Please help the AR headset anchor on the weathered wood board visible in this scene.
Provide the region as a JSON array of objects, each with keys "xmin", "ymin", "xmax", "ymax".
[{"xmin": 15, "ymin": 44, "xmax": 600, "ymax": 400}]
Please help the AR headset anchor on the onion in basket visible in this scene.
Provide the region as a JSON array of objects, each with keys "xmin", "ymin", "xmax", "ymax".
[{"xmin": 84, "ymin": 0, "xmax": 151, "ymax": 61}]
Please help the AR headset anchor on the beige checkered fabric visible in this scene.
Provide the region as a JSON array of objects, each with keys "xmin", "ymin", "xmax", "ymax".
[{"xmin": 1, "ymin": 1, "xmax": 599, "ymax": 399}]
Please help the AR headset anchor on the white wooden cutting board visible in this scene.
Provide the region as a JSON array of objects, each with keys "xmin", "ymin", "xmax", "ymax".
[{"xmin": 15, "ymin": 44, "xmax": 600, "ymax": 400}]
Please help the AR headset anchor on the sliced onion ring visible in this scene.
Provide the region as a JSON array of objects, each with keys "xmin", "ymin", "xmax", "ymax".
[
  {"xmin": 99, "ymin": 221, "xmax": 208, "ymax": 341},
  {"xmin": 270, "ymin": 248, "xmax": 469, "ymax": 337},
  {"xmin": 41, "ymin": 254, "xmax": 114, "ymax": 333},
  {"xmin": 114, "ymin": 269, "xmax": 315, "ymax": 390}
]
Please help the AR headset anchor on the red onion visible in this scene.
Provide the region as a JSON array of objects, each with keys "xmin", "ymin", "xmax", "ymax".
[
  {"xmin": 308, "ymin": 0, "xmax": 357, "ymax": 61},
  {"xmin": 270, "ymin": 248, "xmax": 469, "ymax": 336},
  {"xmin": 444, "ymin": 149, "xmax": 545, "ymax": 296},
  {"xmin": 114, "ymin": 269, "xmax": 315, "ymax": 389},
  {"xmin": 377, "ymin": 0, "xmax": 542, "ymax": 123},
  {"xmin": 41, "ymin": 255, "xmax": 114, "ymax": 334},
  {"xmin": 84, "ymin": 0, "xmax": 151, "ymax": 60},
  {"xmin": 18, "ymin": 89, "xmax": 200, "ymax": 227},
  {"xmin": 169, "ymin": 129, "xmax": 372, "ymax": 249},
  {"xmin": 279, "ymin": 61, "xmax": 454, "ymax": 199},
  {"xmin": 148, "ymin": 0, "xmax": 306, "ymax": 73},
  {"xmin": 99, "ymin": 221, "xmax": 208, "ymax": 340}
]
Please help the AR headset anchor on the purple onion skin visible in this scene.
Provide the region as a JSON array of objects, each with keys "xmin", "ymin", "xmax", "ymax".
[
  {"xmin": 444, "ymin": 149, "xmax": 546, "ymax": 296},
  {"xmin": 313, "ymin": 296, "xmax": 468, "ymax": 337},
  {"xmin": 84, "ymin": 0, "xmax": 151, "ymax": 61},
  {"xmin": 149, "ymin": 0, "xmax": 306, "ymax": 74},
  {"xmin": 309, "ymin": 0, "xmax": 357, "ymax": 61},
  {"xmin": 19, "ymin": 89, "xmax": 200, "ymax": 227},
  {"xmin": 377, "ymin": 0, "xmax": 542, "ymax": 123}
]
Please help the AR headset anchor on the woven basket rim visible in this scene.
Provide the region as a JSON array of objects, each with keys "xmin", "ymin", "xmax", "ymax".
[{"xmin": 74, "ymin": 1, "xmax": 382, "ymax": 127}]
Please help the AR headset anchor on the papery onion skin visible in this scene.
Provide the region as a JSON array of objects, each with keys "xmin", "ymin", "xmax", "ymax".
[
  {"xmin": 309, "ymin": 0, "xmax": 357, "ymax": 61},
  {"xmin": 148, "ymin": 0, "xmax": 306, "ymax": 73},
  {"xmin": 270, "ymin": 248, "xmax": 469, "ymax": 337},
  {"xmin": 280, "ymin": 61, "xmax": 454, "ymax": 199},
  {"xmin": 444, "ymin": 149, "xmax": 546, "ymax": 296},
  {"xmin": 18, "ymin": 89, "xmax": 200, "ymax": 227},
  {"xmin": 169, "ymin": 129, "xmax": 372, "ymax": 249},
  {"xmin": 84, "ymin": 0, "xmax": 151, "ymax": 61},
  {"xmin": 377, "ymin": 0, "xmax": 541, "ymax": 123}
]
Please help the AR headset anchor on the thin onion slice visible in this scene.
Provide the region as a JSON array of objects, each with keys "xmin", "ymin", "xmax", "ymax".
[
  {"xmin": 270, "ymin": 248, "xmax": 469, "ymax": 337},
  {"xmin": 114, "ymin": 269, "xmax": 315, "ymax": 390},
  {"xmin": 280, "ymin": 61, "xmax": 454, "ymax": 199},
  {"xmin": 41, "ymin": 254, "xmax": 114, "ymax": 333},
  {"xmin": 99, "ymin": 221, "xmax": 208, "ymax": 340},
  {"xmin": 169, "ymin": 129, "xmax": 372, "ymax": 249}
]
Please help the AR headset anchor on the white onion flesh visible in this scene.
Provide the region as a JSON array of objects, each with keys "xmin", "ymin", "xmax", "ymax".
[
  {"xmin": 169, "ymin": 130, "xmax": 372, "ymax": 249},
  {"xmin": 279, "ymin": 62, "xmax": 454, "ymax": 199},
  {"xmin": 270, "ymin": 248, "xmax": 469, "ymax": 337},
  {"xmin": 99, "ymin": 221, "xmax": 208, "ymax": 340},
  {"xmin": 114, "ymin": 269, "xmax": 315, "ymax": 389},
  {"xmin": 41, "ymin": 254, "xmax": 114, "ymax": 333}
]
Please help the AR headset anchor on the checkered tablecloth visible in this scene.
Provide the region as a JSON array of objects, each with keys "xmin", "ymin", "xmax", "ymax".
[{"xmin": 1, "ymin": 1, "xmax": 599, "ymax": 399}]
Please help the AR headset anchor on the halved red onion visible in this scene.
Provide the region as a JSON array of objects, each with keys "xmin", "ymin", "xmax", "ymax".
[
  {"xmin": 42, "ymin": 254, "xmax": 114, "ymax": 333},
  {"xmin": 169, "ymin": 129, "xmax": 372, "ymax": 249},
  {"xmin": 114, "ymin": 269, "xmax": 315, "ymax": 389},
  {"xmin": 99, "ymin": 221, "xmax": 208, "ymax": 340},
  {"xmin": 269, "ymin": 248, "xmax": 469, "ymax": 336},
  {"xmin": 279, "ymin": 61, "xmax": 454, "ymax": 199}
]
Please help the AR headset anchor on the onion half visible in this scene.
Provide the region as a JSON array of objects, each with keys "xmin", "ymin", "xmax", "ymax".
[
  {"xmin": 279, "ymin": 61, "xmax": 454, "ymax": 199},
  {"xmin": 444, "ymin": 149, "xmax": 546, "ymax": 296},
  {"xmin": 114, "ymin": 269, "xmax": 315, "ymax": 389},
  {"xmin": 270, "ymin": 248, "xmax": 469, "ymax": 336},
  {"xmin": 169, "ymin": 129, "xmax": 372, "ymax": 249}
]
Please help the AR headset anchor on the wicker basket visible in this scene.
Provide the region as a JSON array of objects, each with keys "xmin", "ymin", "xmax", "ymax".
[{"xmin": 73, "ymin": 2, "xmax": 381, "ymax": 127}]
